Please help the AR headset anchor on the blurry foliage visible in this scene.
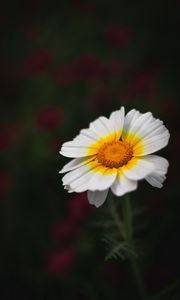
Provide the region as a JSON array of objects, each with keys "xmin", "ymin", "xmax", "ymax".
[{"xmin": 0, "ymin": 0, "xmax": 180, "ymax": 299}]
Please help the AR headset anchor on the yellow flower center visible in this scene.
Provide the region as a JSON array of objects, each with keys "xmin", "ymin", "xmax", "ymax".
[{"xmin": 97, "ymin": 140, "xmax": 133, "ymax": 168}]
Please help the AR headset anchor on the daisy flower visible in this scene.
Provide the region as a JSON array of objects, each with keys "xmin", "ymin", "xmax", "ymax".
[{"xmin": 59, "ymin": 107, "xmax": 170, "ymax": 207}]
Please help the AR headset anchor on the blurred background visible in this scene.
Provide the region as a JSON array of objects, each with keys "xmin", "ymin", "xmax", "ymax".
[{"xmin": 0, "ymin": 1, "xmax": 180, "ymax": 299}]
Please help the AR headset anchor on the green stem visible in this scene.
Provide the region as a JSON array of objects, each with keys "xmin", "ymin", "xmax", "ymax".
[
  {"xmin": 121, "ymin": 194, "xmax": 149, "ymax": 300},
  {"xmin": 130, "ymin": 258, "xmax": 149, "ymax": 300},
  {"xmin": 121, "ymin": 194, "xmax": 133, "ymax": 240},
  {"xmin": 109, "ymin": 199, "xmax": 126, "ymax": 239},
  {"xmin": 109, "ymin": 194, "xmax": 148, "ymax": 299}
]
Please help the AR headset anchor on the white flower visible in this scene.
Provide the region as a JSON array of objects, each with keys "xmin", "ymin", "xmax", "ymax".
[{"xmin": 59, "ymin": 107, "xmax": 170, "ymax": 207}]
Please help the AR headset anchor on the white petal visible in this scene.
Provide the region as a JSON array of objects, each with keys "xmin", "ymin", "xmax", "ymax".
[
  {"xmin": 132, "ymin": 118, "xmax": 164, "ymax": 141},
  {"xmin": 89, "ymin": 116, "xmax": 115, "ymax": 138},
  {"xmin": 145, "ymin": 173, "xmax": 166, "ymax": 188},
  {"xmin": 69, "ymin": 165, "xmax": 117, "ymax": 193},
  {"xmin": 111, "ymin": 172, "xmax": 137, "ymax": 196},
  {"xmin": 62, "ymin": 164, "xmax": 92, "ymax": 186},
  {"xmin": 134, "ymin": 131, "xmax": 170, "ymax": 156},
  {"xmin": 61, "ymin": 158, "xmax": 116, "ymax": 193},
  {"xmin": 144, "ymin": 155, "xmax": 169, "ymax": 188},
  {"xmin": 87, "ymin": 189, "xmax": 109, "ymax": 207},
  {"xmin": 59, "ymin": 157, "xmax": 94, "ymax": 174},
  {"xmin": 87, "ymin": 169, "xmax": 117, "ymax": 192},
  {"xmin": 80, "ymin": 128, "xmax": 100, "ymax": 142},
  {"xmin": 60, "ymin": 115, "xmax": 117, "ymax": 158},
  {"xmin": 123, "ymin": 111, "xmax": 170, "ymax": 155},
  {"xmin": 67, "ymin": 171, "xmax": 93, "ymax": 192},
  {"xmin": 109, "ymin": 106, "xmax": 125, "ymax": 139},
  {"xmin": 122, "ymin": 109, "xmax": 141, "ymax": 140},
  {"xmin": 122, "ymin": 157, "xmax": 155, "ymax": 180},
  {"xmin": 126, "ymin": 112, "xmax": 153, "ymax": 137},
  {"xmin": 143, "ymin": 155, "xmax": 169, "ymax": 174},
  {"xmin": 60, "ymin": 140, "xmax": 98, "ymax": 158}
]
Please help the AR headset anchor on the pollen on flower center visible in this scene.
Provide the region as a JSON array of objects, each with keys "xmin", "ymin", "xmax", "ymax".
[{"xmin": 97, "ymin": 140, "xmax": 133, "ymax": 168}]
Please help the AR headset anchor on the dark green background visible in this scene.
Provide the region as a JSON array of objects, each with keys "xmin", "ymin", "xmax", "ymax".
[{"xmin": 0, "ymin": 1, "xmax": 180, "ymax": 299}]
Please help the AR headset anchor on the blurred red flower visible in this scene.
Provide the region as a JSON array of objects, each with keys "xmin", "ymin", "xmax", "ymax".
[
  {"xmin": 73, "ymin": 54, "xmax": 101, "ymax": 79},
  {"xmin": 47, "ymin": 247, "xmax": 75, "ymax": 274},
  {"xmin": 21, "ymin": 48, "xmax": 52, "ymax": 76},
  {"xmin": 36, "ymin": 106, "xmax": 64, "ymax": 131},
  {"xmin": 50, "ymin": 218, "xmax": 79, "ymax": 243},
  {"xmin": 105, "ymin": 25, "xmax": 132, "ymax": 47},
  {"xmin": 68, "ymin": 192, "xmax": 93, "ymax": 221}
]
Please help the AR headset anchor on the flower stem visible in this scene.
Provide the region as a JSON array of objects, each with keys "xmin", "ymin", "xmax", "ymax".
[
  {"xmin": 122, "ymin": 194, "xmax": 149, "ymax": 300},
  {"xmin": 108, "ymin": 194, "xmax": 148, "ymax": 299},
  {"xmin": 109, "ymin": 198, "xmax": 126, "ymax": 239},
  {"xmin": 121, "ymin": 193, "xmax": 133, "ymax": 240},
  {"xmin": 130, "ymin": 258, "xmax": 149, "ymax": 300}
]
